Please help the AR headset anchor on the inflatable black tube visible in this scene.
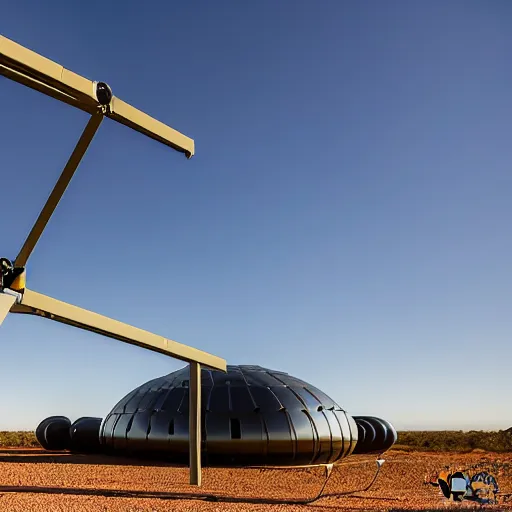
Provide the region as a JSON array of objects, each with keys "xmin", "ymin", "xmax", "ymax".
[
  {"xmin": 35, "ymin": 416, "xmax": 71, "ymax": 450},
  {"xmin": 352, "ymin": 416, "xmax": 397, "ymax": 454},
  {"xmin": 69, "ymin": 417, "xmax": 103, "ymax": 453}
]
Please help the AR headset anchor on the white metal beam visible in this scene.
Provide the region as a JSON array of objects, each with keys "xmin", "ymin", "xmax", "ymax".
[{"xmin": 11, "ymin": 289, "xmax": 227, "ymax": 372}]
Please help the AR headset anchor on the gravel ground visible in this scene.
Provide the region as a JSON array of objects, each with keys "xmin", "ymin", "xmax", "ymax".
[{"xmin": 0, "ymin": 449, "xmax": 511, "ymax": 511}]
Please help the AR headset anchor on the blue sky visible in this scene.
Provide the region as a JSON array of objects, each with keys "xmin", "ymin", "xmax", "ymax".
[{"xmin": 1, "ymin": 1, "xmax": 511, "ymax": 431}]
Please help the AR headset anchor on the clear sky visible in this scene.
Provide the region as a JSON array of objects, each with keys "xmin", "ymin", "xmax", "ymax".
[{"xmin": 1, "ymin": 1, "xmax": 511, "ymax": 432}]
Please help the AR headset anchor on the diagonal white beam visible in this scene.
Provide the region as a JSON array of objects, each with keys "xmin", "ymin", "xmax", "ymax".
[
  {"xmin": 11, "ymin": 289, "xmax": 226, "ymax": 372},
  {"xmin": 15, "ymin": 113, "xmax": 103, "ymax": 267}
]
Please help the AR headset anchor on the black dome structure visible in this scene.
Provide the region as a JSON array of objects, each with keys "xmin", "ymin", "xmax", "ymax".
[
  {"xmin": 95, "ymin": 365, "xmax": 397, "ymax": 466},
  {"xmin": 36, "ymin": 365, "xmax": 397, "ymax": 467}
]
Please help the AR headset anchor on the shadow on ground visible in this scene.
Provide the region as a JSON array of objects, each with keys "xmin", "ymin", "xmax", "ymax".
[
  {"xmin": 0, "ymin": 449, "xmax": 179, "ymax": 467},
  {"xmin": 0, "ymin": 484, "xmax": 408, "ymax": 508},
  {"xmin": 0, "ymin": 450, "xmax": 431, "ymax": 509}
]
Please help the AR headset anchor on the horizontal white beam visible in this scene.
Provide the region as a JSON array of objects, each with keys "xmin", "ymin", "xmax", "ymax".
[{"xmin": 0, "ymin": 34, "xmax": 194, "ymax": 157}]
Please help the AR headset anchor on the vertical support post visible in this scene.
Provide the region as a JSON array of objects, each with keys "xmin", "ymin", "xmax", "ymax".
[{"xmin": 189, "ymin": 361, "xmax": 201, "ymax": 486}]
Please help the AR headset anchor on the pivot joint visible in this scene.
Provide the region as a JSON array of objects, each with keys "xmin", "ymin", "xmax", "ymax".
[{"xmin": 0, "ymin": 258, "xmax": 26, "ymax": 293}]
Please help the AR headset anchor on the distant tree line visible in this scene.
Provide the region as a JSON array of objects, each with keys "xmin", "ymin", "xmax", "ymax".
[
  {"xmin": 0, "ymin": 431, "xmax": 39, "ymax": 447},
  {"xmin": 1, "ymin": 430, "xmax": 512, "ymax": 453},
  {"xmin": 395, "ymin": 430, "xmax": 512, "ymax": 453}
]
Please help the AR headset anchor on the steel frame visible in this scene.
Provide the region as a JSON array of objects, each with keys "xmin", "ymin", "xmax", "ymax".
[{"xmin": 0, "ymin": 33, "xmax": 226, "ymax": 486}]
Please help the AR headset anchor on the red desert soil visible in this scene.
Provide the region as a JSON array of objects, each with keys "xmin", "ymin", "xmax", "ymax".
[{"xmin": 0, "ymin": 449, "xmax": 511, "ymax": 511}]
